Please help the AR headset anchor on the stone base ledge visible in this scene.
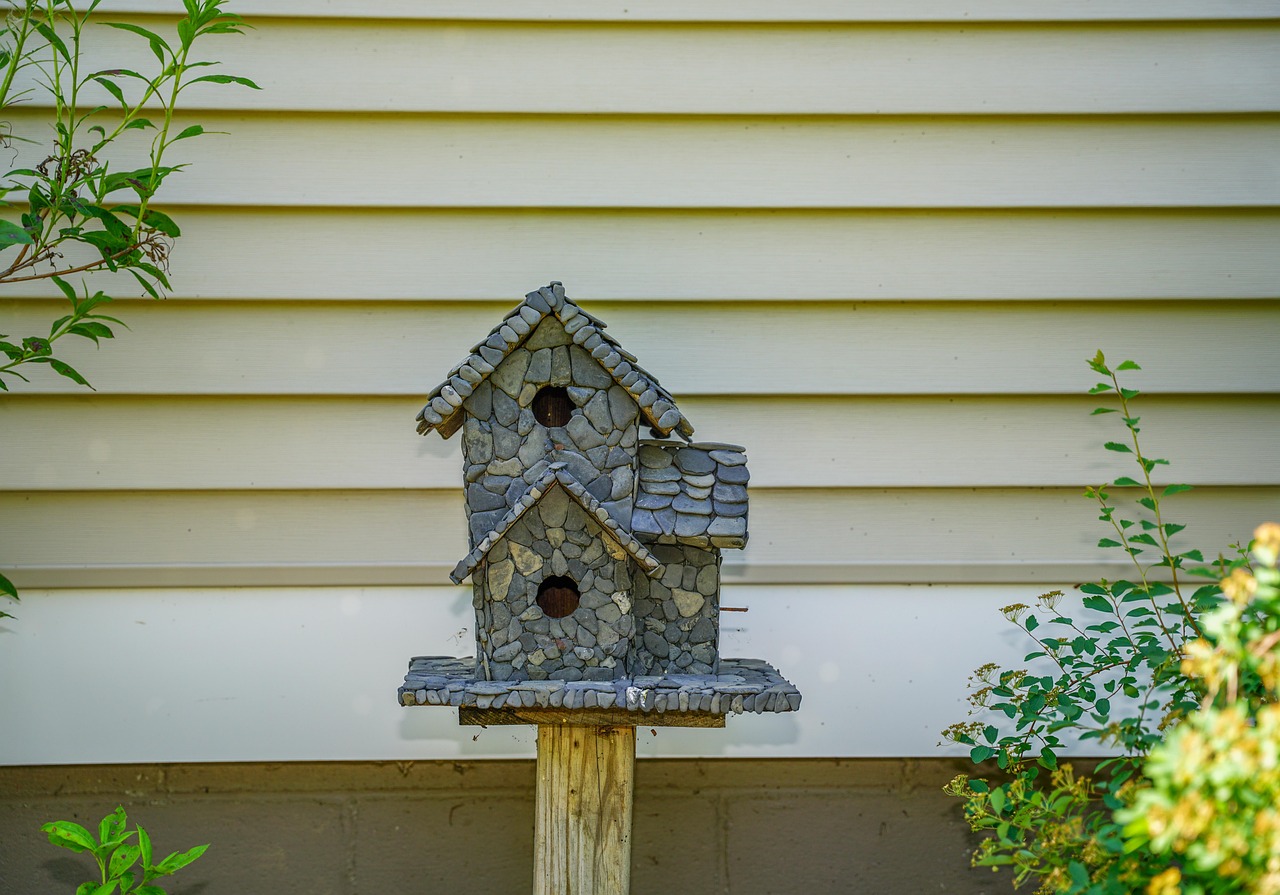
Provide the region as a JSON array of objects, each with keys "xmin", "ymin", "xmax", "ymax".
[{"xmin": 398, "ymin": 656, "xmax": 801, "ymax": 719}]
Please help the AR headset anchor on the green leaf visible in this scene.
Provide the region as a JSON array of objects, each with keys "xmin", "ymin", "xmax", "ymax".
[
  {"xmin": 187, "ymin": 74, "xmax": 261, "ymax": 90},
  {"xmin": 154, "ymin": 844, "xmax": 207, "ymax": 876},
  {"xmin": 0, "ymin": 570, "xmax": 16, "ymax": 600},
  {"xmin": 99, "ymin": 808, "xmax": 127, "ymax": 847},
  {"xmin": 137, "ymin": 825, "xmax": 152, "ymax": 870},
  {"xmin": 1162, "ymin": 483, "xmax": 1194, "ymax": 497},
  {"xmin": 0, "ymin": 218, "xmax": 34, "ymax": 248},
  {"xmin": 50, "ymin": 276, "xmax": 78, "ymax": 302},
  {"xmin": 989, "ymin": 787, "xmax": 1005, "ymax": 814},
  {"xmin": 1090, "ymin": 407, "xmax": 1118, "ymax": 415},
  {"xmin": 969, "ymin": 745, "xmax": 993, "ymax": 764},
  {"xmin": 70, "ymin": 321, "xmax": 114, "ymax": 344},
  {"xmin": 1103, "ymin": 441, "xmax": 1132, "ymax": 454},
  {"xmin": 34, "ymin": 22, "xmax": 72, "ymax": 64},
  {"xmin": 94, "ymin": 76, "xmax": 127, "ymax": 107},
  {"xmin": 134, "ymin": 887, "xmax": 167, "ymax": 895},
  {"xmin": 1087, "ymin": 350, "xmax": 1109, "ymax": 375},
  {"xmin": 102, "ymin": 22, "xmax": 170, "ymax": 64},
  {"xmin": 49, "ymin": 359, "xmax": 93, "ymax": 389},
  {"xmin": 42, "ymin": 821, "xmax": 97, "ymax": 853},
  {"xmin": 172, "ymin": 124, "xmax": 204, "ymax": 142},
  {"xmin": 1116, "ymin": 360, "xmax": 1141, "ymax": 371},
  {"xmin": 1096, "ymin": 538, "xmax": 1121, "ymax": 549},
  {"xmin": 109, "ymin": 843, "xmax": 141, "ymax": 878},
  {"xmin": 1112, "ymin": 476, "xmax": 1141, "ymax": 487}
]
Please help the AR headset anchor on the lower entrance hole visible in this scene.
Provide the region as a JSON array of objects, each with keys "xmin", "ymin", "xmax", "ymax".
[{"xmin": 536, "ymin": 575, "xmax": 580, "ymax": 618}]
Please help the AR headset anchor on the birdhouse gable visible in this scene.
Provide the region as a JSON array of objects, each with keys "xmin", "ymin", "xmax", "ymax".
[
  {"xmin": 416, "ymin": 282, "xmax": 694, "ymax": 441},
  {"xmin": 451, "ymin": 464, "xmax": 664, "ymax": 585}
]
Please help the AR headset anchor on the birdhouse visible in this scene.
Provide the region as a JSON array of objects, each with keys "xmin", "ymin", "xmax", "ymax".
[{"xmin": 399, "ymin": 283, "xmax": 799, "ymax": 722}]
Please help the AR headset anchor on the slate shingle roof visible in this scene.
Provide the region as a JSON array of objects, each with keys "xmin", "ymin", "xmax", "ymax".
[
  {"xmin": 630, "ymin": 441, "xmax": 750, "ymax": 549},
  {"xmin": 416, "ymin": 282, "xmax": 694, "ymax": 440},
  {"xmin": 450, "ymin": 464, "xmax": 665, "ymax": 584}
]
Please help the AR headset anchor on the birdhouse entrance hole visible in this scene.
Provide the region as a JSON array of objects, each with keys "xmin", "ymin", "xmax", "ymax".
[
  {"xmin": 536, "ymin": 575, "xmax": 580, "ymax": 618},
  {"xmin": 533, "ymin": 386, "xmax": 573, "ymax": 427}
]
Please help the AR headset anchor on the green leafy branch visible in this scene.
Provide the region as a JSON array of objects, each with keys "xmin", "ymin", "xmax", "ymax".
[
  {"xmin": 43, "ymin": 805, "xmax": 208, "ymax": 895},
  {"xmin": 941, "ymin": 351, "xmax": 1243, "ymax": 894},
  {"xmin": 0, "ymin": 0, "xmax": 258, "ymax": 391}
]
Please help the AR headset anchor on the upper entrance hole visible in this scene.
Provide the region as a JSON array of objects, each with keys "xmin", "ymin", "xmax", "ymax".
[{"xmin": 533, "ymin": 386, "xmax": 573, "ymax": 427}]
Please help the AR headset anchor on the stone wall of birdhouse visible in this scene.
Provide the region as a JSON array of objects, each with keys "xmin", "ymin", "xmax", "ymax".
[
  {"xmin": 629, "ymin": 544, "xmax": 721, "ymax": 676},
  {"xmin": 473, "ymin": 484, "xmax": 637, "ymax": 682},
  {"xmin": 460, "ymin": 316, "xmax": 641, "ymax": 546}
]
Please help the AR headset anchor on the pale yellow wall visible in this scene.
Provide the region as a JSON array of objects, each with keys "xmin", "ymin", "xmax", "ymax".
[{"xmin": 1, "ymin": 4, "xmax": 1277, "ymax": 764}]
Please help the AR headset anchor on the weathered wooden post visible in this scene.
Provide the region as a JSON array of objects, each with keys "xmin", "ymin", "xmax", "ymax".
[{"xmin": 399, "ymin": 283, "xmax": 800, "ymax": 893}]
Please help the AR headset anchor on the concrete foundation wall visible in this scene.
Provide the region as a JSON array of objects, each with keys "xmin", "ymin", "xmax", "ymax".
[{"xmin": 0, "ymin": 758, "xmax": 1016, "ymax": 894}]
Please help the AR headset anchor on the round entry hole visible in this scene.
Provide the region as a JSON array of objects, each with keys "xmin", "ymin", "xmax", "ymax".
[
  {"xmin": 533, "ymin": 386, "xmax": 573, "ymax": 427},
  {"xmin": 536, "ymin": 575, "xmax": 580, "ymax": 618}
]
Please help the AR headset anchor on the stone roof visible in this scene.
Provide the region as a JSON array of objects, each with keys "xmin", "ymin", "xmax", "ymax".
[
  {"xmin": 631, "ymin": 441, "xmax": 750, "ymax": 549},
  {"xmin": 416, "ymin": 282, "xmax": 695, "ymax": 440},
  {"xmin": 450, "ymin": 464, "xmax": 665, "ymax": 584}
]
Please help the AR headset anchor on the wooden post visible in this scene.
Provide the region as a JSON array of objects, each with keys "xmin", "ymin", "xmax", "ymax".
[{"xmin": 533, "ymin": 723, "xmax": 635, "ymax": 895}]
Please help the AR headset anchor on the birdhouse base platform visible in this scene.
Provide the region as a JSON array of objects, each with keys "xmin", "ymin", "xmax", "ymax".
[{"xmin": 398, "ymin": 656, "xmax": 800, "ymax": 725}]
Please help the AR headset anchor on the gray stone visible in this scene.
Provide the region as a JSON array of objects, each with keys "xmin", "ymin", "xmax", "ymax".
[
  {"xmin": 567, "ymin": 385, "xmax": 593, "ymax": 407},
  {"xmin": 519, "ymin": 382, "xmax": 537, "ymax": 406},
  {"xmin": 675, "ymin": 514, "xmax": 710, "ymax": 538},
  {"xmin": 483, "ymin": 473, "xmax": 512, "ymax": 495},
  {"xmin": 672, "ymin": 588, "xmax": 705, "ymax": 618},
  {"xmin": 606, "ymin": 447, "xmax": 631, "ymax": 469},
  {"xmin": 656, "ymin": 508, "xmax": 677, "ymax": 536},
  {"xmin": 526, "ymin": 348, "xmax": 552, "ymax": 383},
  {"xmin": 696, "ymin": 563, "xmax": 718, "ymax": 596},
  {"xmin": 609, "ymin": 466, "xmax": 633, "ymax": 500},
  {"xmin": 517, "ymin": 434, "xmax": 545, "ymax": 469},
  {"xmin": 672, "ymin": 493, "xmax": 711, "ymax": 515},
  {"xmin": 586, "ymin": 445, "xmax": 609, "ymax": 467},
  {"xmin": 637, "ymin": 388, "xmax": 658, "ymax": 408},
  {"xmin": 458, "ymin": 363, "xmax": 483, "ymax": 384},
  {"xmin": 492, "ymin": 426, "xmax": 520, "ymax": 460},
  {"xmin": 606, "ymin": 386, "xmax": 636, "ymax": 428},
  {"xmin": 713, "ymin": 482, "xmax": 747, "ymax": 502},
  {"xmin": 657, "ymin": 407, "xmax": 682, "ymax": 431},
  {"xmin": 518, "ymin": 407, "xmax": 537, "ymax": 435},
  {"xmin": 565, "ymin": 415, "xmax": 606, "ymax": 450},
  {"xmin": 493, "ymin": 389, "xmax": 519, "ymax": 427},
  {"xmin": 510, "ymin": 542, "xmax": 543, "ymax": 576},
  {"xmin": 638, "ymin": 445, "xmax": 672, "ymax": 469},
  {"xmin": 491, "ymin": 599, "xmax": 512, "ymax": 627},
  {"xmin": 709, "ymin": 449, "xmax": 747, "ymax": 466},
  {"xmin": 493, "ymin": 641, "xmax": 520, "ymax": 662},
  {"xmin": 674, "ymin": 450, "xmax": 716, "ymax": 475},
  {"xmin": 463, "ymin": 419, "xmax": 493, "ymax": 464},
  {"xmin": 708, "ymin": 516, "xmax": 747, "ymax": 538},
  {"xmin": 430, "ymin": 396, "xmax": 454, "ymax": 417},
  {"xmin": 643, "ymin": 631, "xmax": 670, "ymax": 658},
  {"xmin": 645, "ymin": 480, "xmax": 680, "ymax": 496},
  {"xmin": 586, "ymin": 474, "xmax": 612, "ymax": 502},
  {"xmin": 583, "ymin": 390, "xmax": 613, "ymax": 432},
  {"xmin": 468, "ymin": 484, "xmax": 506, "ymax": 512},
  {"xmin": 636, "ymin": 492, "xmax": 671, "ymax": 511},
  {"xmin": 581, "ymin": 332, "xmax": 603, "ymax": 352},
  {"xmin": 714, "ymin": 499, "xmax": 748, "ymax": 517},
  {"xmin": 525, "ymin": 318, "xmax": 570, "ymax": 351},
  {"xmin": 569, "ymin": 346, "xmax": 612, "ymax": 388},
  {"xmin": 448, "ymin": 376, "xmax": 474, "ymax": 399},
  {"xmin": 689, "ymin": 617, "xmax": 716, "ymax": 643},
  {"xmin": 523, "ymin": 459, "xmax": 550, "ymax": 484},
  {"xmin": 719, "ymin": 464, "xmax": 750, "ymax": 484},
  {"xmin": 632, "ymin": 508, "xmax": 659, "ymax": 533},
  {"xmin": 478, "ymin": 344, "xmax": 505, "ymax": 367},
  {"xmin": 551, "ymin": 347, "xmax": 571, "ymax": 385}
]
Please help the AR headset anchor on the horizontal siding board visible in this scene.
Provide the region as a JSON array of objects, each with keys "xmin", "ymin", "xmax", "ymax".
[
  {"xmin": 4, "ymin": 210, "xmax": 1278, "ymax": 302},
  {"xmin": 81, "ymin": 2, "xmax": 1280, "ymax": 22},
  {"xmin": 3, "ymin": 487, "xmax": 1270, "ymax": 587},
  {"xmin": 11, "ymin": 112, "xmax": 1279, "ymax": 209},
  {"xmin": 4, "ymin": 395, "xmax": 1277, "ymax": 490},
  {"xmin": 3, "ymin": 299, "xmax": 1277, "ymax": 396},
  {"xmin": 22, "ymin": 21, "xmax": 1280, "ymax": 114},
  {"xmin": 0, "ymin": 583, "xmax": 1151, "ymax": 763}
]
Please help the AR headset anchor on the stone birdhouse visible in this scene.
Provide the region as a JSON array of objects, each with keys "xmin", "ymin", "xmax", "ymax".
[{"xmin": 400, "ymin": 283, "xmax": 799, "ymax": 721}]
